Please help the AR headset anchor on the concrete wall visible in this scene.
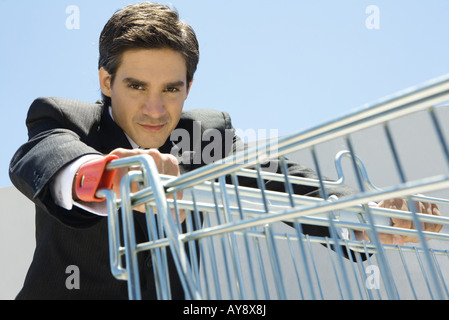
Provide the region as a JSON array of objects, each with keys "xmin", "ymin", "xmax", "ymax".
[{"xmin": 0, "ymin": 186, "xmax": 35, "ymax": 300}]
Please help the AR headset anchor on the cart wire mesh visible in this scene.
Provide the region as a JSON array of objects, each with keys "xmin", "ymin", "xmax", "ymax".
[{"xmin": 98, "ymin": 74, "xmax": 449, "ymax": 300}]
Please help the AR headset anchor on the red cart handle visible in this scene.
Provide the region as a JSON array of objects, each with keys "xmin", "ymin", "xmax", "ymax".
[{"xmin": 75, "ymin": 155, "xmax": 119, "ymax": 202}]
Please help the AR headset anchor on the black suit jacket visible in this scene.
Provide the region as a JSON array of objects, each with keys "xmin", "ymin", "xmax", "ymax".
[{"xmin": 9, "ymin": 97, "xmax": 355, "ymax": 300}]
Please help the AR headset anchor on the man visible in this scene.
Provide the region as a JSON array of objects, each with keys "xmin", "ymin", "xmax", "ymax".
[{"xmin": 9, "ymin": 2, "xmax": 442, "ymax": 300}]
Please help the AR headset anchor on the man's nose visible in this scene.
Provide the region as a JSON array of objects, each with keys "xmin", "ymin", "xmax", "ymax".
[{"xmin": 142, "ymin": 93, "xmax": 166, "ymax": 119}]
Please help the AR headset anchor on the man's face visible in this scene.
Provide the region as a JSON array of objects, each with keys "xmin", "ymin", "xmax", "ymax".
[{"xmin": 99, "ymin": 48, "xmax": 191, "ymax": 149}]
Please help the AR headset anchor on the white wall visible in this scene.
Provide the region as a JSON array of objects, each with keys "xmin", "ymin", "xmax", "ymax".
[{"xmin": 0, "ymin": 186, "xmax": 35, "ymax": 300}]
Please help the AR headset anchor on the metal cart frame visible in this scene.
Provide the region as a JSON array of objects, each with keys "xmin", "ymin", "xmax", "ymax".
[{"xmin": 96, "ymin": 74, "xmax": 449, "ymax": 300}]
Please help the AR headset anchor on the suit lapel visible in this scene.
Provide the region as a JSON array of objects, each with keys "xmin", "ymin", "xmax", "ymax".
[{"xmin": 96, "ymin": 104, "xmax": 133, "ymax": 153}]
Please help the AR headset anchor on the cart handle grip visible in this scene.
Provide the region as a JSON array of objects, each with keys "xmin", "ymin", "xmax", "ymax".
[{"xmin": 75, "ymin": 155, "xmax": 119, "ymax": 202}]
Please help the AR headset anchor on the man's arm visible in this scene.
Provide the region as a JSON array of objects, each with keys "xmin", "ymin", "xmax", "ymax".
[
  {"xmin": 51, "ymin": 154, "xmax": 109, "ymax": 215},
  {"xmin": 9, "ymin": 98, "xmax": 104, "ymax": 225}
]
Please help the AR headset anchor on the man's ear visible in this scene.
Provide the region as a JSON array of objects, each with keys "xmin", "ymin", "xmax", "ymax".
[{"xmin": 99, "ymin": 67, "xmax": 112, "ymax": 98}]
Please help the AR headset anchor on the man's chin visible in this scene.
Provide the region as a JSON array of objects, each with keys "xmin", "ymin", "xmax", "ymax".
[{"xmin": 138, "ymin": 134, "xmax": 170, "ymax": 150}]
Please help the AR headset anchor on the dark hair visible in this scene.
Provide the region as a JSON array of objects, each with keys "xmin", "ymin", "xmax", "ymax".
[{"xmin": 98, "ymin": 2, "xmax": 200, "ymax": 105}]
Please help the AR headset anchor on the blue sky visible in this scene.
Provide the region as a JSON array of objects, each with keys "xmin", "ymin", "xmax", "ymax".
[{"xmin": 1, "ymin": 0, "xmax": 449, "ymax": 188}]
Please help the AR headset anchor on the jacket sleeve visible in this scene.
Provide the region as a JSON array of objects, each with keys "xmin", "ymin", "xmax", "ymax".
[{"xmin": 9, "ymin": 97, "xmax": 103, "ymax": 227}]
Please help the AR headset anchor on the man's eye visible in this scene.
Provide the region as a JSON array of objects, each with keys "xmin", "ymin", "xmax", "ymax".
[
  {"xmin": 129, "ymin": 84, "xmax": 144, "ymax": 90},
  {"xmin": 165, "ymin": 87, "xmax": 180, "ymax": 93}
]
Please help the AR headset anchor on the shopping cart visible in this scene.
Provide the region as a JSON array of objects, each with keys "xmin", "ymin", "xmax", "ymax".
[{"xmin": 90, "ymin": 74, "xmax": 449, "ymax": 300}]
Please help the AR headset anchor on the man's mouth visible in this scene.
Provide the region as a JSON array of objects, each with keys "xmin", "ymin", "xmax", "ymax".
[{"xmin": 139, "ymin": 123, "xmax": 165, "ymax": 132}]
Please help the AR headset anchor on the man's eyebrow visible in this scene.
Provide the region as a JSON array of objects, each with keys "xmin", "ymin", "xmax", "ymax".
[
  {"xmin": 165, "ymin": 80, "xmax": 186, "ymax": 87},
  {"xmin": 122, "ymin": 78, "xmax": 186, "ymax": 88},
  {"xmin": 123, "ymin": 77, "xmax": 148, "ymax": 87}
]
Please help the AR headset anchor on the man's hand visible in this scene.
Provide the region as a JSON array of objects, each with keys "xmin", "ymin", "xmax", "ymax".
[
  {"xmin": 108, "ymin": 148, "xmax": 180, "ymax": 193},
  {"xmin": 76, "ymin": 148, "xmax": 184, "ymax": 222},
  {"xmin": 364, "ymin": 197, "xmax": 443, "ymax": 245},
  {"xmin": 108, "ymin": 148, "xmax": 184, "ymax": 221}
]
